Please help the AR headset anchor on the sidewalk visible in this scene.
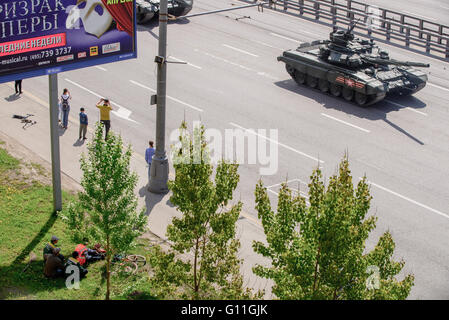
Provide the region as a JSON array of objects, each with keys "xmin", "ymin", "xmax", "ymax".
[{"xmin": 0, "ymin": 83, "xmax": 273, "ymax": 297}]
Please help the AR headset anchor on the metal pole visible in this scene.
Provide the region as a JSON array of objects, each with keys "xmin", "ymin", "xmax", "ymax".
[
  {"xmin": 149, "ymin": 0, "xmax": 169, "ymax": 193},
  {"xmin": 49, "ymin": 73, "xmax": 62, "ymax": 212}
]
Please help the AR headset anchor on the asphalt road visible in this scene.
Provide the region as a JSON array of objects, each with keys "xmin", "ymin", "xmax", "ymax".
[{"xmin": 8, "ymin": 0, "xmax": 449, "ymax": 299}]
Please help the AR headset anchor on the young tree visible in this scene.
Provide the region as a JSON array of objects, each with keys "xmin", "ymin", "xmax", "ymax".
[
  {"xmin": 63, "ymin": 124, "xmax": 146, "ymax": 300},
  {"xmin": 149, "ymin": 122, "xmax": 260, "ymax": 299},
  {"xmin": 253, "ymin": 155, "xmax": 414, "ymax": 300}
]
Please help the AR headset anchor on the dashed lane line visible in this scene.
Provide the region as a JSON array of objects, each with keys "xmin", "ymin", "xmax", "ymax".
[
  {"xmin": 229, "ymin": 122, "xmax": 324, "ymax": 164},
  {"xmin": 129, "ymin": 80, "xmax": 204, "ymax": 112},
  {"xmin": 363, "ymin": 179, "xmax": 449, "ymax": 220},
  {"xmin": 168, "ymin": 56, "xmax": 202, "ymax": 69},
  {"xmin": 428, "ymin": 82, "xmax": 449, "ymax": 93},
  {"xmin": 385, "ymin": 100, "xmax": 428, "ymax": 116},
  {"xmin": 321, "ymin": 113, "xmax": 370, "ymax": 133},
  {"xmin": 269, "ymin": 32, "xmax": 302, "ymax": 43},
  {"xmin": 222, "ymin": 44, "xmax": 259, "ymax": 57}
]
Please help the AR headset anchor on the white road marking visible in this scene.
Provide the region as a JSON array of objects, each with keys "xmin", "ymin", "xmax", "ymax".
[
  {"xmin": 95, "ymin": 66, "xmax": 107, "ymax": 71},
  {"xmin": 267, "ymin": 189, "xmax": 310, "ymax": 204},
  {"xmin": 194, "ymin": 49, "xmax": 279, "ymax": 80},
  {"xmin": 385, "ymin": 100, "xmax": 428, "ymax": 116},
  {"xmin": 229, "ymin": 122, "xmax": 324, "ymax": 164},
  {"xmin": 428, "ymin": 82, "xmax": 449, "ymax": 93},
  {"xmin": 403, "ymin": 11, "xmax": 437, "ymax": 21},
  {"xmin": 363, "ymin": 179, "xmax": 449, "ymax": 220},
  {"xmin": 129, "ymin": 80, "xmax": 204, "ymax": 112},
  {"xmin": 439, "ymin": 5, "xmax": 449, "ymax": 10},
  {"xmin": 222, "ymin": 44, "xmax": 259, "ymax": 57},
  {"xmin": 269, "ymin": 32, "xmax": 301, "ymax": 43},
  {"xmin": 251, "ymin": 40, "xmax": 284, "ymax": 51},
  {"xmin": 266, "ymin": 178, "xmax": 307, "ymax": 189},
  {"xmin": 168, "ymin": 55, "xmax": 202, "ymax": 69},
  {"xmin": 321, "ymin": 113, "xmax": 370, "ymax": 133},
  {"xmin": 64, "ymin": 78, "xmax": 139, "ymax": 124}
]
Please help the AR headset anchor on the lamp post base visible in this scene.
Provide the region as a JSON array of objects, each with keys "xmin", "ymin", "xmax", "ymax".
[{"xmin": 148, "ymin": 156, "xmax": 169, "ymax": 193}]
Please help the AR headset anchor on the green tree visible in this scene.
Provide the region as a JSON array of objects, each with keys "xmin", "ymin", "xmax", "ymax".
[
  {"xmin": 253, "ymin": 155, "xmax": 414, "ymax": 300},
  {"xmin": 62, "ymin": 124, "xmax": 146, "ymax": 300},
  {"xmin": 149, "ymin": 122, "xmax": 260, "ymax": 299}
]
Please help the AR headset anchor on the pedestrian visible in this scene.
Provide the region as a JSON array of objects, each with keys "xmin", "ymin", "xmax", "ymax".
[
  {"xmin": 14, "ymin": 80, "xmax": 22, "ymax": 94},
  {"xmin": 96, "ymin": 98, "xmax": 112, "ymax": 140},
  {"xmin": 58, "ymin": 100, "xmax": 63, "ymax": 126},
  {"xmin": 60, "ymin": 88, "xmax": 71, "ymax": 129},
  {"xmin": 79, "ymin": 107, "xmax": 88, "ymax": 140},
  {"xmin": 145, "ymin": 140, "xmax": 155, "ymax": 185}
]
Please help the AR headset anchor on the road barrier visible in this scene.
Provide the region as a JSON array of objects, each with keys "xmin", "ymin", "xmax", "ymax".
[{"xmin": 240, "ymin": 0, "xmax": 449, "ymax": 61}]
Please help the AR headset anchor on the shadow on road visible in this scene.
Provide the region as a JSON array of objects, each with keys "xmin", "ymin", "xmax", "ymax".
[
  {"xmin": 136, "ymin": 18, "xmax": 191, "ymax": 40},
  {"xmin": 138, "ymin": 185, "xmax": 167, "ymax": 216},
  {"xmin": 4, "ymin": 94, "xmax": 20, "ymax": 102},
  {"xmin": 73, "ymin": 139, "xmax": 85, "ymax": 147},
  {"xmin": 275, "ymin": 79, "xmax": 426, "ymax": 145}
]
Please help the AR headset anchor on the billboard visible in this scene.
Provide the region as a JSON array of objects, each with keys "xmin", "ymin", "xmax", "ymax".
[{"xmin": 0, "ymin": 0, "xmax": 137, "ymax": 83}]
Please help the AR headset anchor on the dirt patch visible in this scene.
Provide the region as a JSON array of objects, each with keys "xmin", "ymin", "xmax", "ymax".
[
  {"xmin": 0, "ymin": 286, "xmax": 36, "ymax": 300},
  {"xmin": 0, "ymin": 131, "xmax": 81, "ymax": 193}
]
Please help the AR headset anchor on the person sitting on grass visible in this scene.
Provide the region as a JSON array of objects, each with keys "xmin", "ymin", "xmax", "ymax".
[
  {"xmin": 43, "ymin": 235, "xmax": 65, "ymax": 262},
  {"xmin": 75, "ymin": 238, "xmax": 105, "ymax": 267},
  {"xmin": 44, "ymin": 247, "xmax": 65, "ymax": 278},
  {"xmin": 65, "ymin": 251, "xmax": 88, "ymax": 279}
]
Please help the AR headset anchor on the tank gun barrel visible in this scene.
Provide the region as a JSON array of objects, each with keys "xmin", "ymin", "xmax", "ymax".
[
  {"xmin": 347, "ymin": 18, "xmax": 361, "ymax": 34},
  {"xmin": 362, "ymin": 57, "xmax": 430, "ymax": 68}
]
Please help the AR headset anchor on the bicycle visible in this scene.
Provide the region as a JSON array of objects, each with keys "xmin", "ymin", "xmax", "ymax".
[
  {"xmin": 13, "ymin": 114, "xmax": 37, "ymax": 129},
  {"xmin": 112, "ymin": 254, "xmax": 146, "ymax": 275}
]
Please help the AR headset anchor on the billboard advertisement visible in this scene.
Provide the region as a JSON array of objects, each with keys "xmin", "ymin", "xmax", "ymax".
[{"xmin": 0, "ymin": 0, "xmax": 137, "ymax": 84}]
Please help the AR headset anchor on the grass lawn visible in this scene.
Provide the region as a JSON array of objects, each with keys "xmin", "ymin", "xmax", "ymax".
[{"xmin": 0, "ymin": 144, "xmax": 156, "ymax": 300}]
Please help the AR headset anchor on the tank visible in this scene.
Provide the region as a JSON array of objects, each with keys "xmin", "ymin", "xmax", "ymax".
[
  {"xmin": 136, "ymin": 0, "xmax": 193, "ymax": 24},
  {"xmin": 277, "ymin": 23, "xmax": 430, "ymax": 106}
]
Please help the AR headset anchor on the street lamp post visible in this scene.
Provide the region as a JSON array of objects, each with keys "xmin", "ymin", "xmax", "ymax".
[
  {"xmin": 49, "ymin": 73, "xmax": 62, "ymax": 212},
  {"xmin": 149, "ymin": 0, "xmax": 169, "ymax": 193}
]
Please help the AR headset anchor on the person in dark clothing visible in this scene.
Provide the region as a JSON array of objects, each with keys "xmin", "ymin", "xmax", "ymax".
[
  {"xmin": 79, "ymin": 108, "xmax": 88, "ymax": 140},
  {"xmin": 15, "ymin": 80, "xmax": 22, "ymax": 94},
  {"xmin": 43, "ymin": 235, "xmax": 65, "ymax": 262},
  {"xmin": 44, "ymin": 247, "xmax": 65, "ymax": 278},
  {"xmin": 65, "ymin": 251, "xmax": 88, "ymax": 279}
]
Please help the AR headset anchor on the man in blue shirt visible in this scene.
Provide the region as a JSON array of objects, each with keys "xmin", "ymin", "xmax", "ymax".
[
  {"xmin": 145, "ymin": 141, "xmax": 155, "ymax": 185},
  {"xmin": 79, "ymin": 107, "xmax": 88, "ymax": 140}
]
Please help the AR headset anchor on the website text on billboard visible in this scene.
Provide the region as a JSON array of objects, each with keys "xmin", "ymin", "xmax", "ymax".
[{"xmin": 0, "ymin": 0, "xmax": 136, "ymax": 83}]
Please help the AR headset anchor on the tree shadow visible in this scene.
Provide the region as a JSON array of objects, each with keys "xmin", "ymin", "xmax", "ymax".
[
  {"xmin": 138, "ymin": 185, "xmax": 166, "ymax": 216},
  {"xmin": 275, "ymin": 79, "xmax": 426, "ymax": 145},
  {"xmin": 11, "ymin": 212, "xmax": 58, "ymax": 266},
  {"xmin": 4, "ymin": 94, "xmax": 20, "ymax": 102}
]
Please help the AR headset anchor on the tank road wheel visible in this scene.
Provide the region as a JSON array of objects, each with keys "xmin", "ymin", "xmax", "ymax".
[
  {"xmin": 342, "ymin": 87, "xmax": 354, "ymax": 101},
  {"xmin": 307, "ymin": 75, "xmax": 318, "ymax": 88},
  {"xmin": 293, "ymin": 70, "xmax": 306, "ymax": 85},
  {"xmin": 318, "ymin": 79, "xmax": 329, "ymax": 93},
  {"xmin": 330, "ymin": 83, "xmax": 342, "ymax": 97},
  {"xmin": 354, "ymin": 92, "xmax": 368, "ymax": 106},
  {"xmin": 285, "ymin": 64, "xmax": 295, "ymax": 76}
]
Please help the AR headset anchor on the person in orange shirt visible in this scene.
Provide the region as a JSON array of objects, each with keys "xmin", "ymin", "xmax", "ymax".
[{"xmin": 96, "ymin": 98, "xmax": 113, "ymax": 140}]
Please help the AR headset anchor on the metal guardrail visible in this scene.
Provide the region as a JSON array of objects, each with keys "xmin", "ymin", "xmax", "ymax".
[{"xmin": 239, "ymin": 0, "xmax": 449, "ymax": 61}]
